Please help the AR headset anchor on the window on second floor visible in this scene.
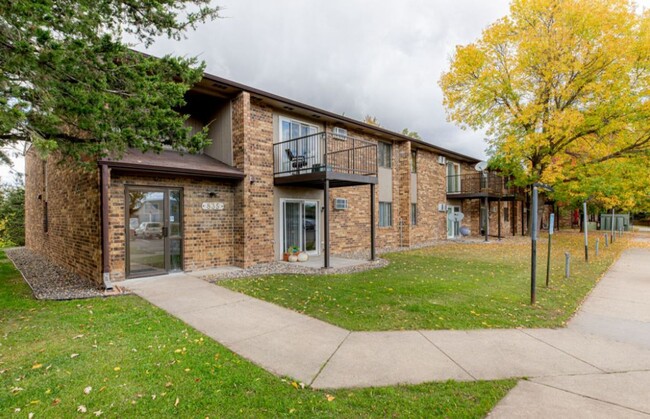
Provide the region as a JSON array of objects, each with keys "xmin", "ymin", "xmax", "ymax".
[
  {"xmin": 446, "ymin": 162, "xmax": 461, "ymax": 193},
  {"xmin": 378, "ymin": 142, "xmax": 392, "ymax": 168},
  {"xmin": 280, "ymin": 117, "xmax": 318, "ymax": 142},
  {"xmin": 411, "ymin": 150, "xmax": 417, "ymax": 173}
]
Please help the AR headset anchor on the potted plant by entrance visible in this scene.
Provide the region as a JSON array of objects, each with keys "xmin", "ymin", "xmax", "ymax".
[{"xmin": 284, "ymin": 245, "xmax": 300, "ymax": 262}]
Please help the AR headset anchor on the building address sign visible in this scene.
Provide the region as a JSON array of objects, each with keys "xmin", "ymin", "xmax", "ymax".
[{"xmin": 202, "ymin": 202, "xmax": 225, "ymax": 211}]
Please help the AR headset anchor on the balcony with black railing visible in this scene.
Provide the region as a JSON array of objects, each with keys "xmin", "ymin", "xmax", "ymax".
[
  {"xmin": 273, "ymin": 132, "xmax": 378, "ymax": 188},
  {"xmin": 446, "ymin": 172, "xmax": 520, "ymax": 199}
]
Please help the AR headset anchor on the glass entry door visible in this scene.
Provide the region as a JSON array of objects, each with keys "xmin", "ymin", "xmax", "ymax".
[
  {"xmin": 447, "ymin": 206, "xmax": 461, "ymax": 238},
  {"xmin": 282, "ymin": 200, "xmax": 319, "ymax": 256},
  {"xmin": 127, "ymin": 187, "xmax": 183, "ymax": 278}
]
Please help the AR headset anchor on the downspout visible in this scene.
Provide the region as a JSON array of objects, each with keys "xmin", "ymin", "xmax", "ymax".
[{"xmin": 100, "ymin": 164, "xmax": 113, "ymax": 290}]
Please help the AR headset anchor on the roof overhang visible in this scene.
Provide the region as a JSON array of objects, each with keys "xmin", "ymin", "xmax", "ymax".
[
  {"xmin": 98, "ymin": 149, "xmax": 245, "ymax": 181},
  {"xmin": 191, "ymin": 72, "xmax": 481, "ymax": 164}
]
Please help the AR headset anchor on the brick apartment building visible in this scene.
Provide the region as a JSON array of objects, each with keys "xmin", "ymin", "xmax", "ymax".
[{"xmin": 25, "ymin": 73, "xmax": 527, "ymax": 286}]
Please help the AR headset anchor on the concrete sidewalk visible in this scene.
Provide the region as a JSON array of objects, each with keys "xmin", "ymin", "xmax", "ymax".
[{"xmin": 124, "ymin": 248, "xmax": 650, "ymax": 416}]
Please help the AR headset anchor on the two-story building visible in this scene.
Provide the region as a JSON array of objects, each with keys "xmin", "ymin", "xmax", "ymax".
[{"xmin": 24, "ymin": 73, "xmax": 525, "ymax": 286}]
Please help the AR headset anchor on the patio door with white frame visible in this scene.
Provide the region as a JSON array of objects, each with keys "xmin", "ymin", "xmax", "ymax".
[
  {"xmin": 282, "ymin": 199, "xmax": 319, "ymax": 256},
  {"xmin": 447, "ymin": 205, "xmax": 461, "ymax": 238}
]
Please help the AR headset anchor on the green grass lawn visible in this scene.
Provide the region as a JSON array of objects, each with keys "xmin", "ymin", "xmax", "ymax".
[
  {"xmin": 0, "ymin": 252, "xmax": 514, "ymax": 417},
  {"xmin": 223, "ymin": 232, "xmax": 631, "ymax": 331}
]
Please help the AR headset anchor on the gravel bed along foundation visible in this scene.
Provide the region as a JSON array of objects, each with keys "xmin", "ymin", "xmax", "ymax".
[
  {"xmin": 204, "ymin": 258, "xmax": 390, "ymax": 282},
  {"xmin": 5, "ymin": 247, "xmax": 128, "ymax": 300}
]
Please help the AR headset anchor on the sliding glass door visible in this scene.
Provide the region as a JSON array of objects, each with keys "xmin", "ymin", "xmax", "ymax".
[{"xmin": 282, "ymin": 200, "xmax": 319, "ymax": 256}]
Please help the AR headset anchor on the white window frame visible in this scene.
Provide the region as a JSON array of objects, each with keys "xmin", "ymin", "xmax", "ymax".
[
  {"xmin": 447, "ymin": 205, "xmax": 461, "ymax": 238},
  {"xmin": 280, "ymin": 198, "xmax": 320, "ymax": 256},
  {"xmin": 379, "ymin": 201, "xmax": 393, "ymax": 227},
  {"xmin": 277, "ymin": 116, "xmax": 320, "ymax": 174},
  {"xmin": 446, "ymin": 162, "xmax": 461, "ymax": 193},
  {"xmin": 378, "ymin": 142, "xmax": 392, "ymax": 169}
]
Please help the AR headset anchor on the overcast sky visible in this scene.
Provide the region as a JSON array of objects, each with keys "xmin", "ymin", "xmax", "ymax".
[
  {"xmin": 142, "ymin": 0, "xmax": 512, "ymax": 160},
  {"xmin": 5, "ymin": 0, "xmax": 650, "ymax": 183}
]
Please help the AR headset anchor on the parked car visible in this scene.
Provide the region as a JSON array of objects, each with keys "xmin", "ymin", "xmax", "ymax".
[{"xmin": 135, "ymin": 222, "xmax": 163, "ymax": 239}]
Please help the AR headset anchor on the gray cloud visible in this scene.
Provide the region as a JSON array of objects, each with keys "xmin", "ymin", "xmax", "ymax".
[{"xmin": 140, "ymin": 0, "xmax": 515, "ymax": 160}]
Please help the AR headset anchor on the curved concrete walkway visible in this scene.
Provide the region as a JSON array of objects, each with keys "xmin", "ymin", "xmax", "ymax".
[{"xmin": 124, "ymin": 247, "xmax": 650, "ymax": 416}]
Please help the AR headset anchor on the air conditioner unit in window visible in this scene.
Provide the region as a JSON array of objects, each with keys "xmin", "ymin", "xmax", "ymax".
[
  {"xmin": 437, "ymin": 203, "xmax": 447, "ymax": 212},
  {"xmin": 332, "ymin": 127, "xmax": 348, "ymax": 140},
  {"xmin": 437, "ymin": 155, "xmax": 447, "ymax": 165},
  {"xmin": 334, "ymin": 198, "xmax": 348, "ymax": 210}
]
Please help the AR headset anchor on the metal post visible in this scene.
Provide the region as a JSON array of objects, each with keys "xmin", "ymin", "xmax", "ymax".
[
  {"xmin": 100, "ymin": 164, "xmax": 113, "ymax": 290},
  {"xmin": 611, "ymin": 208, "xmax": 615, "ymax": 243},
  {"xmin": 531, "ymin": 186, "xmax": 538, "ymax": 304},
  {"xmin": 484, "ymin": 197, "xmax": 489, "ymax": 242},
  {"xmin": 595, "ymin": 239, "xmax": 599, "ymax": 257},
  {"xmin": 498, "ymin": 199, "xmax": 502, "ymax": 240},
  {"xmin": 323, "ymin": 179, "xmax": 330, "ymax": 269},
  {"xmin": 521, "ymin": 197, "xmax": 526, "ymax": 236},
  {"xmin": 565, "ymin": 252, "xmax": 570, "ymax": 278},
  {"xmin": 370, "ymin": 183, "xmax": 376, "ymax": 261},
  {"xmin": 604, "ymin": 233, "xmax": 608, "ymax": 247},
  {"xmin": 583, "ymin": 201, "xmax": 588, "ymax": 263},
  {"xmin": 546, "ymin": 213, "xmax": 554, "ymax": 287}
]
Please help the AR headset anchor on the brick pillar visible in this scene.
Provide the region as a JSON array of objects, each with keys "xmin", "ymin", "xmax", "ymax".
[
  {"xmin": 397, "ymin": 141, "xmax": 411, "ymax": 247},
  {"xmin": 231, "ymin": 93, "xmax": 275, "ymax": 268}
]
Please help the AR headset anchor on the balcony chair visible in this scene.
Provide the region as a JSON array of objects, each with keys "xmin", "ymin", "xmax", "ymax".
[{"xmin": 285, "ymin": 149, "xmax": 308, "ymax": 169}]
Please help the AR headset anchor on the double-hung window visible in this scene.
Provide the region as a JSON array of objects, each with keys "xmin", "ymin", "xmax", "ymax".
[
  {"xmin": 379, "ymin": 202, "xmax": 392, "ymax": 227},
  {"xmin": 378, "ymin": 142, "xmax": 392, "ymax": 168},
  {"xmin": 411, "ymin": 203, "xmax": 417, "ymax": 225}
]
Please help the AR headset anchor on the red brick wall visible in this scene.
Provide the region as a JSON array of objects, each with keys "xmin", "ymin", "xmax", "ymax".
[
  {"xmin": 231, "ymin": 93, "xmax": 275, "ymax": 267},
  {"xmin": 25, "ymin": 150, "xmax": 102, "ymax": 283},
  {"xmin": 107, "ymin": 173, "xmax": 237, "ymax": 280},
  {"xmin": 411, "ymin": 148, "xmax": 448, "ymax": 243}
]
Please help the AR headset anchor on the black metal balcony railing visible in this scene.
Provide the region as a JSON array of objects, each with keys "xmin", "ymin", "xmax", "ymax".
[
  {"xmin": 273, "ymin": 132, "xmax": 378, "ymax": 177},
  {"xmin": 446, "ymin": 172, "xmax": 518, "ymax": 196}
]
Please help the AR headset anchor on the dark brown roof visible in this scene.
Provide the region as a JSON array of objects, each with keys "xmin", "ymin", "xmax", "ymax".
[
  {"xmin": 197, "ymin": 72, "xmax": 482, "ymax": 164},
  {"xmin": 98, "ymin": 149, "xmax": 244, "ymax": 180}
]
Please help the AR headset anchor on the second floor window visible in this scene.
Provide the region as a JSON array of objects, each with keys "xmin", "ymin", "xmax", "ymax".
[
  {"xmin": 411, "ymin": 150, "xmax": 417, "ymax": 173},
  {"xmin": 280, "ymin": 118, "xmax": 318, "ymax": 142},
  {"xmin": 378, "ymin": 142, "xmax": 392, "ymax": 168},
  {"xmin": 446, "ymin": 162, "xmax": 461, "ymax": 193}
]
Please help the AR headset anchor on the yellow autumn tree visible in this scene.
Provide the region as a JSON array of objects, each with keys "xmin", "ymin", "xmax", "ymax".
[{"xmin": 440, "ymin": 0, "xmax": 650, "ymax": 211}]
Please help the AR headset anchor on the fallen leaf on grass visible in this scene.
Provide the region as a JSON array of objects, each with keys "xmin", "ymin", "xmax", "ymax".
[
  {"xmin": 52, "ymin": 398, "xmax": 61, "ymax": 406},
  {"xmin": 326, "ymin": 394, "xmax": 335, "ymax": 402},
  {"xmin": 113, "ymin": 367, "xmax": 121, "ymax": 372},
  {"xmin": 28, "ymin": 413, "xmax": 34, "ymax": 419},
  {"xmin": 174, "ymin": 397, "xmax": 180, "ymax": 407},
  {"xmin": 72, "ymin": 335, "xmax": 84, "ymax": 340},
  {"xmin": 93, "ymin": 410, "xmax": 103, "ymax": 416},
  {"xmin": 78, "ymin": 405, "xmax": 87, "ymax": 413},
  {"xmin": 32, "ymin": 363, "xmax": 42, "ymax": 369},
  {"xmin": 10, "ymin": 387, "xmax": 24, "ymax": 393},
  {"xmin": 84, "ymin": 386, "xmax": 92, "ymax": 395},
  {"xmin": 70, "ymin": 354, "xmax": 79, "ymax": 359}
]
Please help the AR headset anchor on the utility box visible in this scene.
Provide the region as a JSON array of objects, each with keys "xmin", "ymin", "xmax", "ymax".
[{"xmin": 600, "ymin": 213, "xmax": 630, "ymax": 231}]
